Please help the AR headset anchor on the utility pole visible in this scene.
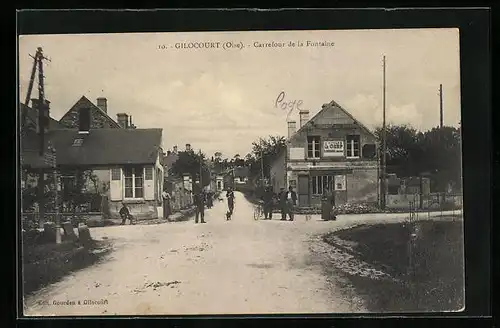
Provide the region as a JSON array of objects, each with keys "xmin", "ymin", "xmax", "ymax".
[
  {"xmin": 439, "ymin": 84, "xmax": 444, "ymax": 128},
  {"xmin": 21, "ymin": 51, "xmax": 39, "ymax": 130},
  {"xmin": 199, "ymin": 150, "xmax": 203, "ymax": 191},
  {"xmin": 381, "ymin": 55, "xmax": 387, "ymax": 210},
  {"xmin": 30, "ymin": 47, "xmax": 50, "ymax": 227},
  {"xmin": 260, "ymin": 140, "xmax": 265, "ymax": 186}
]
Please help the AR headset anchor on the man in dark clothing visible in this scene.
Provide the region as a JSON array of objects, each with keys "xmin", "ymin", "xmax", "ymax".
[
  {"xmin": 119, "ymin": 202, "xmax": 134, "ymax": 225},
  {"xmin": 162, "ymin": 190, "xmax": 171, "ymax": 219},
  {"xmin": 206, "ymin": 191, "xmax": 214, "ymax": 208},
  {"xmin": 193, "ymin": 190, "xmax": 206, "ymax": 224},
  {"xmin": 279, "ymin": 186, "xmax": 297, "ymax": 221},
  {"xmin": 260, "ymin": 186, "xmax": 275, "ymax": 220},
  {"xmin": 226, "ymin": 187, "xmax": 235, "ymax": 220}
]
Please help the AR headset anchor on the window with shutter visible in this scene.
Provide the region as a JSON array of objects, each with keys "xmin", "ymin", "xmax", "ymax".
[
  {"xmin": 362, "ymin": 144, "xmax": 376, "ymax": 158},
  {"xmin": 123, "ymin": 166, "xmax": 144, "ymax": 199}
]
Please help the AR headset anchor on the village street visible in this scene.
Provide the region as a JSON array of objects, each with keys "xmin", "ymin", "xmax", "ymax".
[{"xmin": 23, "ymin": 192, "xmax": 458, "ymax": 316}]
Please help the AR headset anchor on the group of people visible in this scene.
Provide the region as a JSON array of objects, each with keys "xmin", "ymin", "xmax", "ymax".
[
  {"xmin": 260, "ymin": 185, "xmax": 297, "ymax": 221},
  {"xmin": 118, "ymin": 183, "xmax": 336, "ymax": 225},
  {"xmin": 260, "ymin": 184, "xmax": 337, "ymax": 221}
]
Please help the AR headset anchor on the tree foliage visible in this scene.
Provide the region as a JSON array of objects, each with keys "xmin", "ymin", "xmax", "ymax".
[
  {"xmin": 245, "ymin": 135, "xmax": 287, "ymax": 183},
  {"xmin": 169, "ymin": 150, "xmax": 211, "ymax": 187},
  {"xmin": 21, "ymin": 168, "xmax": 100, "ymax": 214},
  {"xmin": 375, "ymin": 124, "xmax": 462, "ymax": 192}
]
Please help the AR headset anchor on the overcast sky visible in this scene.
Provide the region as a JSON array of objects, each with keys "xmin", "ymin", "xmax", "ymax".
[{"xmin": 18, "ymin": 29, "xmax": 460, "ymax": 158}]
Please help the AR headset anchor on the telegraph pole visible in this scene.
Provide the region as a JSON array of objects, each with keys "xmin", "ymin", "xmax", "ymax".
[
  {"xmin": 34, "ymin": 47, "xmax": 50, "ymax": 226},
  {"xmin": 199, "ymin": 150, "xmax": 203, "ymax": 190},
  {"xmin": 381, "ymin": 55, "xmax": 387, "ymax": 210},
  {"xmin": 260, "ymin": 140, "xmax": 265, "ymax": 186},
  {"xmin": 439, "ymin": 84, "xmax": 444, "ymax": 128}
]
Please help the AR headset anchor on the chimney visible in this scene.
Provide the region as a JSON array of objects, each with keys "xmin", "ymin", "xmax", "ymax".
[
  {"xmin": 96, "ymin": 97, "xmax": 107, "ymax": 113},
  {"xmin": 116, "ymin": 113, "xmax": 129, "ymax": 129},
  {"xmin": 78, "ymin": 107, "xmax": 91, "ymax": 134},
  {"xmin": 287, "ymin": 120, "xmax": 297, "ymax": 138},
  {"xmin": 299, "ymin": 110, "xmax": 310, "ymax": 128},
  {"xmin": 173, "ymin": 145, "xmax": 178, "ymax": 153},
  {"xmin": 186, "ymin": 143, "xmax": 191, "ymax": 152},
  {"xmin": 129, "ymin": 116, "xmax": 136, "ymax": 129}
]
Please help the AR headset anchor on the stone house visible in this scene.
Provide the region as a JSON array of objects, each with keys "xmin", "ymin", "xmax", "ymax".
[
  {"xmin": 21, "ymin": 99, "xmax": 165, "ymax": 220},
  {"xmin": 269, "ymin": 100, "xmax": 379, "ymax": 207},
  {"xmin": 59, "ymin": 95, "xmax": 137, "ymax": 130},
  {"xmin": 233, "ymin": 166, "xmax": 249, "ymax": 185}
]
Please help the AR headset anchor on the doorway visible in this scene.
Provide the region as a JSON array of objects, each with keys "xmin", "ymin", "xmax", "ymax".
[{"xmin": 298, "ymin": 175, "xmax": 309, "ymax": 206}]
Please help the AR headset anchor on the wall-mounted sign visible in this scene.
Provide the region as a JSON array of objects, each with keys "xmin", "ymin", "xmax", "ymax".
[
  {"xmin": 334, "ymin": 175, "xmax": 346, "ymax": 191},
  {"xmin": 289, "ymin": 147, "xmax": 305, "ymax": 160},
  {"xmin": 323, "ymin": 140, "xmax": 344, "ymax": 157}
]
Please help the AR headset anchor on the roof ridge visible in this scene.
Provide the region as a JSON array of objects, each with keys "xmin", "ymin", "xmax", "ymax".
[
  {"xmin": 290, "ymin": 99, "xmax": 375, "ymax": 139},
  {"xmin": 59, "ymin": 95, "xmax": 121, "ymax": 129}
]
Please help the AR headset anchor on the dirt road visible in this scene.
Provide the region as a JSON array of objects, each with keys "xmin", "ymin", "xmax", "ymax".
[{"xmin": 23, "ymin": 192, "xmax": 459, "ymax": 316}]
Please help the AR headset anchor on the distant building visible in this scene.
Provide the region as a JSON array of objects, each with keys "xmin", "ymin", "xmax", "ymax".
[
  {"xmin": 233, "ymin": 166, "xmax": 249, "ymax": 185},
  {"xmin": 269, "ymin": 100, "xmax": 379, "ymax": 207}
]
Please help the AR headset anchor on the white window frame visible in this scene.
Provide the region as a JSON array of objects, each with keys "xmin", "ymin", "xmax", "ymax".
[
  {"xmin": 123, "ymin": 166, "xmax": 145, "ymax": 200},
  {"xmin": 346, "ymin": 135, "xmax": 361, "ymax": 159},
  {"xmin": 307, "ymin": 136, "xmax": 321, "ymax": 159},
  {"xmin": 312, "ymin": 175, "xmax": 335, "ymax": 195}
]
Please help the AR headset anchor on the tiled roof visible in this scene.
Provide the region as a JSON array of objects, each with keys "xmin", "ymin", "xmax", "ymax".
[
  {"xmin": 21, "ymin": 128, "xmax": 162, "ymax": 168},
  {"xmin": 292, "ymin": 100, "xmax": 376, "ymax": 139}
]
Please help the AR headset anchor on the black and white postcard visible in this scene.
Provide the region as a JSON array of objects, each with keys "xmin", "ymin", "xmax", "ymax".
[{"xmin": 19, "ymin": 27, "xmax": 465, "ymax": 316}]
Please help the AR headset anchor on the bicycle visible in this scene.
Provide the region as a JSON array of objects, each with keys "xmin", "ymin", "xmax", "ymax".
[{"xmin": 253, "ymin": 201, "xmax": 264, "ymax": 220}]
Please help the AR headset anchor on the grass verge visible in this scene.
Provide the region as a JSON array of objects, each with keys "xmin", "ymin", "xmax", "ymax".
[
  {"xmin": 322, "ymin": 217, "xmax": 464, "ymax": 312},
  {"xmin": 22, "ymin": 239, "xmax": 112, "ymax": 296}
]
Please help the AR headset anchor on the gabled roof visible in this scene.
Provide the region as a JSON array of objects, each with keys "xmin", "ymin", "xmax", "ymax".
[
  {"xmin": 21, "ymin": 128, "xmax": 163, "ymax": 168},
  {"xmin": 292, "ymin": 100, "xmax": 376, "ymax": 140},
  {"xmin": 20, "ymin": 102, "xmax": 64, "ymax": 130},
  {"xmin": 59, "ymin": 95, "xmax": 121, "ymax": 129},
  {"xmin": 270, "ymin": 99, "xmax": 377, "ymax": 164}
]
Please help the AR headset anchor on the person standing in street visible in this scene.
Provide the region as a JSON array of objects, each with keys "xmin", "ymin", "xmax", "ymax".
[
  {"xmin": 226, "ymin": 187, "xmax": 235, "ymax": 220},
  {"xmin": 206, "ymin": 190, "xmax": 214, "ymax": 209},
  {"xmin": 162, "ymin": 189, "xmax": 171, "ymax": 220},
  {"xmin": 193, "ymin": 189, "xmax": 206, "ymax": 224},
  {"xmin": 280, "ymin": 186, "xmax": 297, "ymax": 221},
  {"xmin": 261, "ymin": 185, "xmax": 275, "ymax": 220}
]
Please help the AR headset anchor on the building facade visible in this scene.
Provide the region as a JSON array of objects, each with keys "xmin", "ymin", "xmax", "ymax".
[
  {"xmin": 270, "ymin": 100, "xmax": 379, "ymax": 207},
  {"xmin": 21, "ymin": 99, "xmax": 165, "ymax": 221}
]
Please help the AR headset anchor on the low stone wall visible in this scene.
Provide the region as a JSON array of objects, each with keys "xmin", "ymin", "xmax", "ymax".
[
  {"xmin": 109, "ymin": 200, "xmax": 159, "ymax": 220},
  {"xmin": 386, "ymin": 193, "xmax": 463, "ymax": 210}
]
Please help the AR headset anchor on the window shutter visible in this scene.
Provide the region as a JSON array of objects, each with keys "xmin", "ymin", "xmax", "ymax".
[
  {"xmin": 362, "ymin": 144, "xmax": 376, "ymax": 159},
  {"xmin": 110, "ymin": 168, "xmax": 122, "ymax": 201},
  {"xmin": 144, "ymin": 166, "xmax": 155, "ymax": 200}
]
